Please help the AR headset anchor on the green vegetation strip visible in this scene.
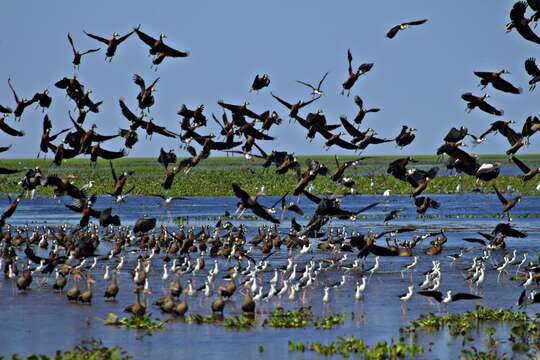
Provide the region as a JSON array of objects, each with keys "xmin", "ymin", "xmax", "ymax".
[
  {"xmin": 2, "ymin": 340, "xmax": 131, "ymax": 360},
  {"xmin": 290, "ymin": 306, "xmax": 540, "ymax": 359},
  {"xmin": 0, "ymin": 156, "xmax": 538, "ymax": 196}
]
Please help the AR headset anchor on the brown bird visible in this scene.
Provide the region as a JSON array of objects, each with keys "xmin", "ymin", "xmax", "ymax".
[
  {"xmin": 39, "ymin": 115, "xmax": 70, "ymax": 158},
  {"xmin": 512, "ymin": 156, "xmax": 540, "ymax": 181},
  {"xmin": 211, "ymin": 297, "xmax": 225, "ymax": 313},
  {"xmin": 86, "ymin": 143, "xmax": 127, "ymax": 165},
  {"xmin": 386, "ymin": 19, "xmax": 428, "ymax": 39},
  {"xmin": 162, "ymin": 167, "xmax": 180, "ymax": 190},
  {"xmin": 395, "ymin": 126, "xmax": 416, "ymax": 148},
  {"xmin": 493, "ymin": 185, "xmax": 521, "ymax": 213},
  {"xmin": 7, "ymin": 78, "xmax": 37, "ymax": 120},
  {"xmin": 32, "ymin": 90, "xmax": 52, "ymax": 111},
  {"xmin": 506, "ymin": 2, "xmax": 540, "ymax": 45},
  {"xmin": 524, "ymin": 58, "xmax": 540, "ymax": 91},
  {"xmin": 108, "ymin": 161, "xmax": 134, "ymax": 198},
  {"xmin": 41, "ymin": 175, "xmax": 87, "ymax": 199},
  {"xmin": 414, "ymin": 197, "xmax": 440, "ymax": 214},
  {"xmin": 84, "ymin": 29, "xmax": 134, "ymax": 61},
  {"xmin": 104, "ymin": 270, "xmax": 119, "ymax": 301},
  {"xmin": 47, "ymin": 143, "xmax": 79, "ymax": 167},
  {"xmin": 270, "ymin": 92, "xmax": 321, "ymax": 118},
  {"xmin": 384, "ymin": 210, "xmax": 401, "ymax": 223},
  {"xmin": 67, "ymin": 33, "xmax": 100, "ymax": 69},
  {"xmin": 353, "ymin": 96, "xmax": 380, "ymax": 124},
  {"xmin": 461, "ymin": 93, "xmax": 503, "ymax": 116},
  {"xmin": 232, "ymin": 183, "xmax": 280, "ymax": 224},
  {"xmin": 341, "ymin": 49, "xmax": 374, "ymax": 96},
  {"xmin": 251, "ymin": 74, "xmax": 271, "ymax": 92},
  {"xmin": 133, "ymin": 74, "xmax": 159, "ymax": 111},
  {"xmin": 134, "ymin": 26, "xmax": 189, "ymax": 67},
  {"xmin": 119, "ymin": 99, "xmax": 177, "ymax": 139},
  {"xmin": 66, "ymin": 274, "xmax": 81, "ymax": 301},
  {"xmin": 474, "ymin": 69, "xmax": 522, "ymax": 94},
  {"xmin": 79, "ymin": 276, "xmax": 96, "ymax": 304},
  {"xmin": 0, "ymin": 116, "xmax": 24, "ymax": 137}
]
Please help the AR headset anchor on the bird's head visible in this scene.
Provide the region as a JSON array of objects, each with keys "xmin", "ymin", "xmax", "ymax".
[{"xmin": 113, "ymin": 32, "xmax": 119, "ymax": 38}]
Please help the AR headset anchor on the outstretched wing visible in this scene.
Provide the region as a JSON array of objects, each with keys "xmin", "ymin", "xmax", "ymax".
[
  {"xmin": 134, "ymin": 27, "xmax": 158, "ymax": 47},
  {"xmin": 511, "ymin": 156, "xmax": 531, "ymax": 174},
  {"xmin": 83, "ymin": 31, "xmax": 109, "ymax": 44}
]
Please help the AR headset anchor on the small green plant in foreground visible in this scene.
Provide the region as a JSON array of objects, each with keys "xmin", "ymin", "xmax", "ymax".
[{"xmin": 2, "ymin": 339, "xmax": 132, "ymax": 360}]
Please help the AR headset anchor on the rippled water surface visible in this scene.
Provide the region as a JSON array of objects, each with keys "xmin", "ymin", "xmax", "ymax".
[{"xmin": 0, "ymin": 193, "xmax": 539, "ymax": 359}]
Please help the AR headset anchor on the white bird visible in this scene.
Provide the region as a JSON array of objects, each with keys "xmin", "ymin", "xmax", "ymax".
[
  {"xmin": 399, "ymin": 285, "xmax": 414, "ymax": 303},
  {"xmin": 253, "ymin": 287, "xmax": 263, "ymax": 302},
  {"xmin": 383, "ymin": 189, "xmax": 391, "ymax": 197},
  {"xmin": 523, "ymin": 272, "xmax": 534, "ymax": 289},
  {"xmin": 115, "ymin": 256, "xmax": 124, "ymax": 272},
  {"xmin": 401, "ymin": 256, "xmax": 418, "ymax": 278},
  {"xmin": 287, "ymin": 264, "xmax": 298, "ymax": 282},
  {"xmin": 288, "ymin": 284, "xmax": 298, "ymax": 301},
  {"xmin": 270, "ymin": 269, "xmax": 279, "ymax": 285},
  {"xmin": 366, "ymin": 256, "xmax": 380, "ymax": 276},
  {"xmin": 355, "ymin": 277, "xmax": 367, "ymax": 300},
  {"xmin": 455, "ymin": 184, "xmax": 461, "ymax": 193},
  {"xmin": 516, "ymin": 253, "xmax": 528, "ymax": 274},
  {"xmin": 322, "ymin": 287, "xmax": 330, "ymax": 303},
  {"xmin": 299, "ymin": 243, "xmax": 311, "ymax": 255},
  {"xmin": 103, "ymin": 265, "xmax": 110, "ymax": 280},
  {"xmin": 162, "ymin": 264, "xmax": 169, "ymax": 281}
]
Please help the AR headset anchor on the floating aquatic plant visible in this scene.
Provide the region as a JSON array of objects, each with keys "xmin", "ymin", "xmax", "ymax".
[
  {"xmin": 103, "ymin": 313, "xmax": 166, "ymax": 330},
  {"xmin": 266, "ymin": 307, "xmax": 313, "ymax": 328}
]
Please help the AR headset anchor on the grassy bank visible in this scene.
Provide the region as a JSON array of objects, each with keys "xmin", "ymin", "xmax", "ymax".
[{"xmin": 0, "ymin": 155, "xmax": 539, "ymax": 196}]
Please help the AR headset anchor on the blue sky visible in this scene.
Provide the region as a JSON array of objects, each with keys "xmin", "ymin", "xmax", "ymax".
[{"xmin": 0, "ymin": 0, "xmax": 538, "ymax": 158}]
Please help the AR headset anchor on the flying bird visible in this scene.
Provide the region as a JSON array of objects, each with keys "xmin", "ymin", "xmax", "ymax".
[
  {"xmin": 461, "ymin": 93, "xmax": 504, "ymax": 116},
  {"xmin": 134, "ymin": 26, "xmax": 189, "ymax": 67},
  {"xmin": 296, "ymin": 71, "xmax": 329, "ymax": 97},
  {"xmin": 386, "ymin": 19, "xmax": 428, "ymax": 39},
  {"xmin": 67, "ymin": 33, "xmax": 100, "ymax": 69},
  {"xmin": 83, "ymin": 29, "xmax": 134, "ymax": 61},
  {"xmin": 524, "ymin": 58, "xmax": 540, "ymax": 91},
  {"xmin": 232, "ymin": 183, "xmax": 280, "ymax": 224},
  {"xmin": 341, "ymin": 49, "xmax": 374, "ymax": 96}
]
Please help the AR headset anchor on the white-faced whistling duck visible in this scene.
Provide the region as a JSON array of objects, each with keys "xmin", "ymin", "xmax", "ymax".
[
  {"xmin": 386, "ymin": 19, "xmax": 428, "ymax": 39},
  {"xmin": 296, "ymin": 71, "xmax": 329, "ymax": 97},
  {"xmin": 341, "ymin": 49, "xmax": 374, "ymax": 96},
  {"xmin": 133, "ymin": 26, "xmax": 189, "ymax": 68},
  {"xmin": 67, "ymin": 33, "xmax": 100, "ymax": 69},
  {"xmin": 83, "ymin": 29, "xmax": 134, "ymax": 61}
]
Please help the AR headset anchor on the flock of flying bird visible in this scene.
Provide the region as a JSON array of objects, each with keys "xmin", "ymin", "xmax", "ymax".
[{"xmin": 1, "ymin": 3, "xmax": 540, "ymax": 322}]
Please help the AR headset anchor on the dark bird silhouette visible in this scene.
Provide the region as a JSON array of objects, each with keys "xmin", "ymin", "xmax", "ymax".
[
  {"xmin": 386, "ymin": 19, "xmax": 428, "ymax": 39},
  {"xmin": 83, "ymin": 29, "xmax": 134, "ymax": 61},
  {"xmin": 479, "ymin": 120, "xmax": 525, "ymax": 155},
  {"xmin": 39, "ymin": 115, "xmax": 70, "ymax": 158},
  {"xmin": 158, "ymin": 148, "xmax": 177, "ymax": 169},
  {"xmin": 65, "ymin": 194, "xmax": 100, "ymax": 227},
  {"xmin": 162, "ymin": 167, "xmax": 180, "ymax": 190},
  {"xmin": 461, "ymin": 93, "xmax": 504, "ymax": 116},
  {"xmin": 341, "ymin": 49, "xmax": 374, "ymax": 96},
  {"xmin": 395, "ymin": 125, "xmax": 416, "ymax": 147},
  {"xmin": 296, "ymin": 71, "xmax": 329, "ymax": 97},
  {"xmin": 332, "ymin": 156, "xmax": 364, "ymax": 182},
  {"xmin": 524, "ymin": 58, "xmax": 540, "ymax": 91},
  {"xmin": 119, "ymin": 99, "xmax": 177, "ymax": 139},
  {"xmin": 232, "ymin": 183, "xmax": 280, "ymax": 224},
  {"xmin": 511, "ymin": 155, "xmax": 540, "ymax": 181},
  {"xmin": 493, "ymin": 185, "xmax": 521, "ymax": 213},
  {"xmin": 31, "ymin": 90, "xmax": 52, "ymax": 111},
  {"xmin": 506, "ymin": 2, "xmax": 540, "ymax": 45},
  {"xmin": 118, "ymin": 128, "xmax": 138, "ymax": 149},
  {"xmin": 109, "ymin": 161, "xmax": 134, "ymax": 198},
  {"xmin": 0, "ymin": 103, "xmax": 12, "ymax": 114},
  {"xmin": 133, "ymin": 26, "xmax": 189, "ymax": 67},
  {"xmin": 47, "ymin": 143, "xmax": 79, "ymax": 167},
  {"xmin": 353, "ymin": 96, "xmax": 380, "ymax": 124},
  {"xmin": 418, "ymin": 290, "xmax": 482, "ymax": 303},
  {"xmin": 133, "ymin": 74, "xmax": 159, "ymax": 111},
  {"xmin": 41, "ymin": 175, "xmax": 87, "ymax": 199},
  {"xmin": 133, "ymin": 217, "xmax": 156, "ymax": 234},
  {"xmin": 67, "ymin": 33, "xmax": 100, "ymax": 69},
  {"xmin": 0, "ymin": 116, "xmax": 24, "ymax": 137},
  {"xmin": 474, "ymin": 69, "xmax": 522, "ymax": 94},
  {"xmin": 270, "ymin": 92, "xmax": 321, "ymax": 118},
  {"xmin": 250, "ymin": 74, "xmax": 271, "ymax": 92},
  {"xmin": 414, "ymin": 196, "xmax": 440, "ymax": 214},
  {"xmin": 7, "ymin": 78, "xmax": 37, "ymax": 120}
]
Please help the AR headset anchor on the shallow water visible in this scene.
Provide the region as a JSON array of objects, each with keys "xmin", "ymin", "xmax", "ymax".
[{"xmin": 0, "ymin": 194, "xmax": 539, "ymax": 359}]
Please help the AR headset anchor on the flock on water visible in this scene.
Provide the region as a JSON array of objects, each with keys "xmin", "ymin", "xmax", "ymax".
[{"xmin": 1, "ymin": 3, "xmax": 540, "ymax": 324}]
